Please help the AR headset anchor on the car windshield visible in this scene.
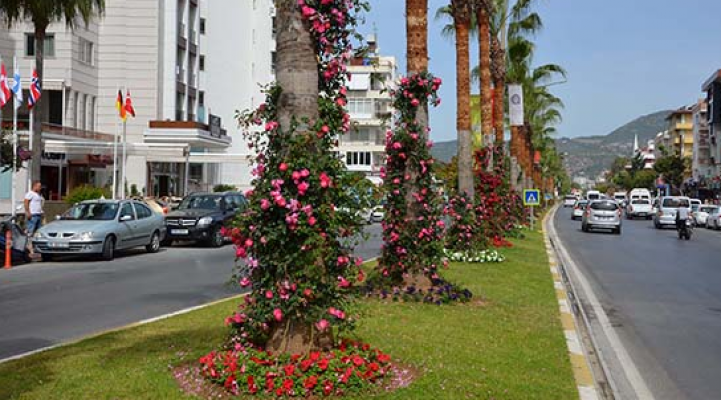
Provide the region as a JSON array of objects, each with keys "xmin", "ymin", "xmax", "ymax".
[
  {"xmin": 700, "ymin": 206, "xmax": 717, "ymax": 213},
  {"xmin": 632, "ymin": 200, "xmax": 650, "ymax": 205},
  {"xmin": 590, "ymin": 201, "xmax": 618, "ymax": 211},
  {"xmin": 63, "ymin": 203, "xmax": 119, "ymax": 220},
  {"xmin": 692, "ymin": 205, "xmax": 700, "ymax": 212},
  {"xmin": 179, "ymin": 195, "xmax": 222, "ymax": 210},
  {"xmin": 662, "ymin": 198, "xmax": 690, "ymax": 208}
]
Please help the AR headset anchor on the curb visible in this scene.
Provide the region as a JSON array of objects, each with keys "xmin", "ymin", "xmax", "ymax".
[
  {"xmin": 542, "ymin": 207, "xmax": 600, "ymax": 400},
  {"xmin": 0, "ymin": 293, "xmax": 247, "ymax": 365}
]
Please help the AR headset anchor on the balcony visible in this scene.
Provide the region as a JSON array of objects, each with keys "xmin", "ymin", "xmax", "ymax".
[
  {"xmin": 146, "ymin": 120, "xmax": 231, "ymax": 149},
  {"xmin": 177, "ymin": 23, "xmax": 187, "ymax": 49},
  {"xmin": 189, "ymin": 30, "xmax": 198, "ymax": 54}
]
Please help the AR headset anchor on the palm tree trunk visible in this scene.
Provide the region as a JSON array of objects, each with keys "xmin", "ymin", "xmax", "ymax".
[
  {"xmin": 454, "ymin": 7, "xmax": 473, "ymax": 199},
  {"xmin": 491, "ymin": 36, "xmax": 505, "ymax": 149},
  {"xmin": 31, "ymin": 24, "xmax": 47, "ymax": 184},
  {"xmin": 275, "ymin": 0, "xmax": 319, "ymax": 133},
  {"xmin": 476, "ymin": 2, "xmax": 493, "ymax": 169}
]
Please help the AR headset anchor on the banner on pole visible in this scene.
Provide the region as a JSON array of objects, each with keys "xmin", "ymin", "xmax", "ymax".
[{"xmin": 509, "ymin": 84, "xmax": 524, "ymax": 127}]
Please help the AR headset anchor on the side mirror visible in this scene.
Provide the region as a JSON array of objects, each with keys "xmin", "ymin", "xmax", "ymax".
[{"xmin": 120, "ymin": 215, "xmax": 133, "ymax": 222}]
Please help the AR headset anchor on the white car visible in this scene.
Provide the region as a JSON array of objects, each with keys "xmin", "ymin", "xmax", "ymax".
[
  {"xmin": 626, "ymin": 199, "xmax": 653, "ymax": 220},
  {"xmin": 653, "ymin": 196, "xmax": 691, "ymax": 229},
  {"xmin": 563, "ymin": 195, "xmax": 578, "ymax": 208},
  {"xmin": 695, "ymin": 205, "xmax": 718, "ymax": 227},
  {"xmin": 706, "ymin": 207, "xmax": 721, "ymax": 230},
  {"xmin": 370, "ymin": 205, "xmax": 385, "ymax": 223},
  {"xmin": 572, "ymin": 199, "xmax": 589, "ymax": 220}
]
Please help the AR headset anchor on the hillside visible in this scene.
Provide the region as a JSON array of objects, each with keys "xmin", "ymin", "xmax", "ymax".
[{"xmin": 430, "ymin": 110, "xmax": 672, "ymax": 179}]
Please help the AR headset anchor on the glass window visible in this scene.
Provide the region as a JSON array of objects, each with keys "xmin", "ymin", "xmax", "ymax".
[
  {"xmin": 200, "ymin": 18, "xmax": 206, "ymax": 34},
  {"xmin": 78, "ymin": 37, "xmax": 94, "ymax": 65},
  {"xmin": 631, "ymin": 199, "xmax": 650, "ymax": 205},
  {"xmin": 590, "ymin": 201, "xmax": 618, "ymax": 211},
  {"xmin": 25, "ymin": 33, "xmax": 55, "ymax": 57},
  {"xmin": 662, "ymin": 198, "xmax": 690, "ymax": 208},
  {"xmin": 199, "ymin": 55, "xmax": 205, "ymax": 71},
  {"xmin": 135, "ymin": 203, "xmax": 152, "ymax": 219},
  {"xmin": 62, "ymin": 203, "xmax": 119, "ymax": 221},
  {"xmin": 179, "ymin": 195, "xmax": 221, "ymax": 210},
  {"xmin": 119, "ymin": 203, "xmax": 136, "ymax": 220}
]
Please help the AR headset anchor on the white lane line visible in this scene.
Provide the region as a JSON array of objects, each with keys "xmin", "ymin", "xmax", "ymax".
[
  {"xmin": 0, "ymin": 293, "xmax": 246, "ymax": 365},
  {"xmin": 549, "ymin": 209, "xmax": 655, "ymax": 400}
]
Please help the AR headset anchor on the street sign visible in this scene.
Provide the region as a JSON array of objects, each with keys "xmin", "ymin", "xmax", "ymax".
[
  {"xmin": 524, "ymin": 189, "xmax": 541, "ymax": 206},
  {"xmin": 545, "ymin": 192, "xmax": 553, "ymax": 201}
]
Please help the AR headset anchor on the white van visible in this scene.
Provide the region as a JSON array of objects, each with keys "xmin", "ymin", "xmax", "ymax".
[
  {"xmin": 613, "ymin": 192, "xmax": 628, "ymax": 206},
  {"xmin": 586, "ymin": 190, "xmax": 601, "ymax": 201},
  {"xmin": 629, "ymin": 188, "xmax": 651, "ymax": 201}
]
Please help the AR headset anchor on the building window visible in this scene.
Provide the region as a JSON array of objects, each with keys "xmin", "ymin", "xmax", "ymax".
[
  {"xmin": 347, "ymin": 98, "xmax": 373, "ymax": 118},
  {"xmin": 199, "ymin": 91, "xmax": 205, "ymax": 106},
  {"xmin": 271, "ymin": 51, "xmax": 277, "ymax": 74},
  {"xmin": 78, "ymin": 37, "xmax": 94, "ymax": 65},
  {"xmin": 346, "ymin": 152, "xmax": 371, "ymax": 166},
  {"xmin": 200, "ymin": 18, "xmax": 206, "ymax": 34},
  {"xmin": 25, "ymin": 33, "xmax": 55, "ymax": 57},
  {"xmin": 272, "ymin": 16, "xmax": 277, "ymax": 39},
  {"xmin": 199, "ymin": 55, "xmax": 205, "ymax": 71}
]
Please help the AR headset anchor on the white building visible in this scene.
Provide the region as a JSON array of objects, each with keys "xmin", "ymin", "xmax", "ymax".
[
  {"xmin": 0, "ymin": 0, "xmax": 274, "ymax": 212},
  {"xmin": 691, "ymin": 99, "xmax": 712, "ymax": 180},
  {"xmin": 340, "ymin": 35, "xmax": 396, "ymax": 185}
]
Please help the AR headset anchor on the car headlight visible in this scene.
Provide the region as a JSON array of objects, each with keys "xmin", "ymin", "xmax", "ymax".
[
  {"xmin": 198, "ymin": 217, "xmax": 213, "ymax": 227},
  {"xmin": 33, "ymin": 231, "xmax": 44, "ymax": 239},
  {"xmin": 77, "ymin": 232, "xmax": 94, "ymax": 241}
]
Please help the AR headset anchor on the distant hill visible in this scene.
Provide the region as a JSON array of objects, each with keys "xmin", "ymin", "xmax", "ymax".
[
  {"xmin": 556, "ymin": 110, "xmax": 672, "ymax": 178},
  {"xmin": 430, "ymin": 110, "xmax": 672, "ymax": 179}
]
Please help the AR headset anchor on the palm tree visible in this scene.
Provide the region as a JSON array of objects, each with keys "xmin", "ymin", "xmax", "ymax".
[
  {"xmin": 450, "ymin": 0, "xmax": 474, "ymax": 198},
  {"xmin": 275, "ymin": 0, "xmax": 318, "ymax": 132},
  {"xmin": 0, "ymin": 0, "xmax": 105, "ymax": 183},
  {"xmin": 475, "ymin": 0, "xmax": 493, "ymax": 153}
]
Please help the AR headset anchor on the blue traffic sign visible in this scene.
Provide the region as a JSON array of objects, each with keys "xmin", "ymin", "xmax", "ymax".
[{"xmin": 523, "ymin": 189, "xmax": 541, "ymax": 206}]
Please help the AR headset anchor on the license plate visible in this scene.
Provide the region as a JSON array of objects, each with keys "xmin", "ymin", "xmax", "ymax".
[
  {"xmin": 171, "ymin": 229, "xmax": 189, "ymax": 235},
  {"xmin": 50, "ymin": 242, "xmax": 69, "ymax": 248}
]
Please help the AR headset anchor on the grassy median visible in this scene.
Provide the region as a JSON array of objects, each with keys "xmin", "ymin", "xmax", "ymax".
[{"xmin": 0, "ymin": 229, "xmax": 577, "ymax": 400}]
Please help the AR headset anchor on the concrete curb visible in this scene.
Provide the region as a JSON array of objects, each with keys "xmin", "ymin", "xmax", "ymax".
[
  {"xmin": 541, "ymin": 207, "xmax": 600, "ymax": 400},
  {"xmin": 0, "ymin": 293, "xmax": 247, "ymax": 365}
]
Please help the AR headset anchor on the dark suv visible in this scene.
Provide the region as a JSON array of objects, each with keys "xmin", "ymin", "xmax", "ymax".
[{"xmin": 164, "ymin": 192, "xmax": 247, "ymax": 247}]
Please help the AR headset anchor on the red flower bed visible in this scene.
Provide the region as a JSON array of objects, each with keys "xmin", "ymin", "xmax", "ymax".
[{"xmin": 199, "ymin": 340, "xmax": 392, "ymax": 397}]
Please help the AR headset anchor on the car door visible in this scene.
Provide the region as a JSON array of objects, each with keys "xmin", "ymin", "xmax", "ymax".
[
  {"xmin": 117, "ymin": 202, "xmax": 139, "ymax": 249},
  {"xmin": 133, "ymin": 202, "xmax": 155, "ymax": 246}
]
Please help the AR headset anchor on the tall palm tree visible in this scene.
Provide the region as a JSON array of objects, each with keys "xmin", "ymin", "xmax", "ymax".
[
  {"xmin": 275, "ymin": 0, "xmax": 318, "ymax": 132},
  {"xmin": 475, "ymin": 0, "xmax": 493, "ymax": 153},
  {"xmin": 450, "ymin": 0, "xmax": 474, "ymax": 198},
  {"xmin": 0, "ymin": 0, "xmax": 105, "ymax": 183}
]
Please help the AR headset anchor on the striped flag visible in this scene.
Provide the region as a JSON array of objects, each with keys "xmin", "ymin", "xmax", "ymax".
[
  {"xmin": 0, "ymin": 63, "xmax": 11, "ymax": 108},
  {"xmin": 12, "ymin": 66, "xmax": 23, "ymax": 110},
  {"xmin": 124, "ymin": 89, "xmax": 136, "ymax": 118},
  {"xmin": 28, "ymin": 69, "xmax": 41, "ymax": 110},
  {"xmin": 116, "ymin": 90, "xmax": 126, "ymax": 121}
]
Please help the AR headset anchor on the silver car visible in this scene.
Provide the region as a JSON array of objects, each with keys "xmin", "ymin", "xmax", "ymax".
[
  {"xmin": 582, "ymin": 200, "xmax": 622, "ymax": 234},
  {"xmin": 653, "ymin": 196, "xmax": 691, "ymax": 229},
  {"xmin": 33, "ymin": 200, "xmax": 166, "ymax": 261}
]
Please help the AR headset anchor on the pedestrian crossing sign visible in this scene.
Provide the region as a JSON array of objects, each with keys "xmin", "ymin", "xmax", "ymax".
[{"xmin": 524, "ymin": 189, "xmax": 541, "ymax": 206}]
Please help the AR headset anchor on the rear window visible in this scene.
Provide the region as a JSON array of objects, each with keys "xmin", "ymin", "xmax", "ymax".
[
  {"xmin": 662, "ymin": 198, "xmax": 690, "ymax": 208},
  {"xmin": 590, "ymin": 201, "xmax": 618, "ymax": 211},
  {"xmin": 565, "ymin": 195, "xmax": 576, "ymax": 200},
  {"xmin": 700, "ymin": 206, "xmax": 717, "ymax": 213},
  {"xmin": 632, "ymin": 200, "xmax": 650, "ymax": 205}
]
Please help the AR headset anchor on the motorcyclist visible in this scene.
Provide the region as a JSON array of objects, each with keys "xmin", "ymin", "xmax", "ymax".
[{"xmin": 676, "ymin": 206, "xmax": 691, "ymax": 231}]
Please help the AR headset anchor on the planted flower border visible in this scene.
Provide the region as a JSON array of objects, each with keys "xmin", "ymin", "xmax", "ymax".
[{"xmin": 443, "ymin": 248, "xmax": 506, "ymax": 264}]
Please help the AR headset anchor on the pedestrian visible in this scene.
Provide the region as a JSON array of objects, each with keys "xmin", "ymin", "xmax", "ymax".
[{"xmin": 24, "ymin": 181, "xmax": 44, "ymax": 255}]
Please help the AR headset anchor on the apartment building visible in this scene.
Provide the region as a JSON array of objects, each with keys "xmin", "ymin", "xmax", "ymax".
[
  {"xmin": 0, "ymin": 0, "xmax": 274, "ymax": 211},
  {"xmin": 340, "ymin": 36, "xmax": 396, "ymax": 184},
  {"xmin": 691, "ymin": 99, "xmax": 712, "ymax": 180},
  {"xmin": 666, "ymin": 106, "xmax": 694, "ymax": 159}
]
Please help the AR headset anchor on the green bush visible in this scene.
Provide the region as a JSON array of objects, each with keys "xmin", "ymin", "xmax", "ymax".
[
  {"xmin": 65, "ymin": 185, "xmax": 111, "ymax": 205},
  {"xmin": 213, "ymin": 184, "xmax": 236, "ymax": 193}
]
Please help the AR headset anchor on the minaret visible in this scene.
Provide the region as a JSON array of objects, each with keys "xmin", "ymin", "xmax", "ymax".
[{"xmin": 633, "ymin": 134, "xmax": 639, "ymax": 154}]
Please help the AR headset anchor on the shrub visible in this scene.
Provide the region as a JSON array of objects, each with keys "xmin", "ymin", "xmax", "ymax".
[
  {"xmin": 65, "ymin": 185, "xmax": 110, "ymax": 205},
  {"xmin": 213, "ymin": 184, "xmax": 237, "ymax": 193}
]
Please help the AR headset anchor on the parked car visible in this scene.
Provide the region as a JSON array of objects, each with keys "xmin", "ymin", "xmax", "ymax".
[
  {"xmin": 164, "ymin": 192, "xmax": 247, "ymax": 247},
  {"xmin": 653, "ymin": 196, "xmax": 691, "ymax": 229},
  {"xmin": 582, "ymin": 200, "xmax": 622, "ymax": 234},
  {"xmin": 706, "ymin": 206, "xmax": 721, "ymax": 230},
  {"xmin": 370, "ymin": 205, "xmax": 385, "ymax": 223},
  {"xmin": 32, "ymin": 200, "xmax": 166, "ymax": 261},
  {"xmin": 695, "ymin": 205, "xmax": 717, "ymax": 227},
  {"xmin": 563, "ymin": 195, "xmax": 578, "ymax": 208},
  {"xmin": 626, "ymin": 198, "xmax": 653, "ymax": 220},
  {"xmin": 572, "ymin": 199, "xmax": 589, "ymax": 220}
]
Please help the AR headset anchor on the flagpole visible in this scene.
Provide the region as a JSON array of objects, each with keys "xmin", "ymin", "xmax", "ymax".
[
  {"xmin": 11, "ymin": 56, "xmax": 18, "ymax": 217},
  {"xmin": 112, "ymin": 90, "xmax": 119, "ymax": 200},
  {"xmin": 121, "ymin": 117, "xmax": 127, "ymax": 199}
]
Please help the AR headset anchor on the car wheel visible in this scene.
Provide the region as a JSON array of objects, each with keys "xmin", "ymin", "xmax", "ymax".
[
  {"xmin": 102, "ymin": 236, "xmax": 116, "ymax": 261},
  {"xmin": 40, "ymin": 253, "xmax": 53, "ymax": 262},
  {"xmin": 146, "ymin": 231, "xmax": 161, "ymax": 253},
  {"xmin": 208, "ymin": 226, "xmax": 224, "ymax": 248}
]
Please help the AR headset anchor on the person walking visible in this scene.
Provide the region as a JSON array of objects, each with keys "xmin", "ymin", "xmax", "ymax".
[{"xmin": 24, "ymin": 181, "xmax": 44, "ymax": 256}]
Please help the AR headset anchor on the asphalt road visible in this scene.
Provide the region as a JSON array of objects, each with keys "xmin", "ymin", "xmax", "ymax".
[
  {"xmin": 554, "ymin": 207, "xmax": 721, "ymax": 400},
  {"xmin": 0, "ymin": 223, "xmax": 382, "ymax": 360}
]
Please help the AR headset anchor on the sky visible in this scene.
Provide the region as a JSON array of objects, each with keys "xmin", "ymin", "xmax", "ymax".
[{"xmin": 361, "ymin": 0, "xmax": 721, "ymax": 142}]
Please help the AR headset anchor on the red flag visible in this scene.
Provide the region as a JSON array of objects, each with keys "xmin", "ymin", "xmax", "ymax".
[
  {"xmin": 0, "ymin": 63, "xmax": 11, "ymax": 108},
  {"xmin": 124, "ymin": 89, "xmax": 136, "ymax": 118}
]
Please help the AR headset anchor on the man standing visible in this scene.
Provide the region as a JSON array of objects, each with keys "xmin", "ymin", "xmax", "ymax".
[{"xmin": 24, "ymin": 181, "xmax": 44, "ymax": 254}]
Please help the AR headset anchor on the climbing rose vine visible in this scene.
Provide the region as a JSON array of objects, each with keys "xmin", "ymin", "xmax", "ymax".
[{"xmin": 377, "ymin": 72, "xmax": 446, "ymax": 286}]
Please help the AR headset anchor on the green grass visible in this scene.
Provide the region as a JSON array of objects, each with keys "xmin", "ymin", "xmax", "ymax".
[{"xmin": 0, "ymin": 230, "xmax": 577, "ymax": 400}]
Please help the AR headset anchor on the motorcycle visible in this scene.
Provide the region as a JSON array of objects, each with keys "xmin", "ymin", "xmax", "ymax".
[
  {"xmin": 677, "ymin": 218, "xmax": 693, "ymax": 241},
  {"xmin": 0, "ymin": 217, "xmax": 33, "ymax": 264}
]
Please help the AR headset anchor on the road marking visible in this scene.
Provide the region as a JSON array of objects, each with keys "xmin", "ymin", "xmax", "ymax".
[
  {"xmin": 0, "ymin": 293, "xmax": 247, "ymax": 365},
  {"xmin": 547, "ymin": 207, "xmax": 655, "ymax": 400}
]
